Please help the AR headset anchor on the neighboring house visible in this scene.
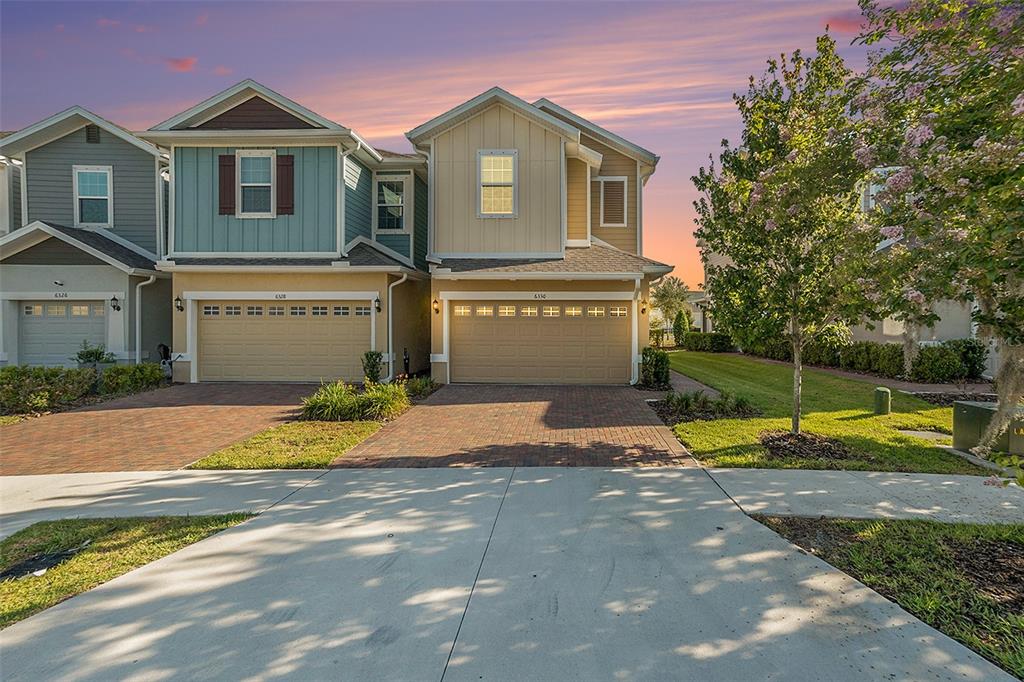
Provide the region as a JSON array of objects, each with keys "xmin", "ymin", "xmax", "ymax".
[
  {"xmin": 139, "ymin": 80, "xmax": 430, "ymax": 383},
  {"xmin": 0, "ymin": 108, "xmax": 171, "ymax": 367},
  {"xmin": 408, "ymin": 87, "xmax": 672, "ymax": 384}
]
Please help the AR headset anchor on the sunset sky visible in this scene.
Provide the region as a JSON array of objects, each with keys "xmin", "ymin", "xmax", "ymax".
[{"xmin": 1, "ymin": 1, "xmax": 872, "ymax": 287}]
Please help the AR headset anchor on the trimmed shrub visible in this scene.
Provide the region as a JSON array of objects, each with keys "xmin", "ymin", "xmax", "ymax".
[
  {"xmin": 0, "ymin": 366, "xmax": 96, "ymax": 414},
  {"xmin": 942, "ymin": 338, "xmax": 987, "ymax": 380},
  {"xmin": 838, "ymin": 341, "xmax": 902, "ymax": 378},
  {"xmin": 747, "ymin": 337, "xmax": 792, "ymax": 361},
  {"xmin": 361, "ymin": 351, "xmax": 384, "ymax": 384},
  {"xmin": 73, "ymin": 341, "xmax": 116, "ymax": 364},
  {"xmin": 650, "ymin": 329, "xmax": 666, "ymax": 348},
  {"xmin": 405, "ymin": 375, "xmax": 438, "ymax": 399},
  {"xmin": 910, "ymin": 345, "xmax": 967, "ymax": 383},
  {"xmin": 874, "ymin": 344, "xmax": 904, "ymax": 378},
  {"xmin": 680, "ymin": 332, "xmax": 734, "ymax": 352},
  {"xmin": 100, "ymin": 363, "xmax": 165, "ymax": 395},
  {"xmin": 672, "ymin": 310, "xmax": 690, "ymax": 346},
  {"xmin": 641, "ymin": 347, "xmax": 671, "ymax": 388},
  {"xmin": 302, "ymin": 380, "xmax": 410, "ymax": 421}
]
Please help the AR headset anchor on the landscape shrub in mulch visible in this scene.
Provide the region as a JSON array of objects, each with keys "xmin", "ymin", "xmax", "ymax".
[
  {"xmin": 652, "ymin": 389, "xmax": 760, "ymax": 426},
  {"xmin": 759, "ymin": 430, "xmax": 868, "ymax": 462},
  {"xmin": 99, "ymin": 363, "xmax": 165, "ymax": 395},
  {"xmin": 640, "ymin": 347, "xmax": 671, "ymax": 389},
  {"xmin": 302, "ymin": 380, "xmax": 410, "ymax": 422},
  {"xmin": 0, "ymin": 366, "xmax": 97, "ymax": 414},
  {"xmin": 910, "ymin": 392, "xmax": 997, "ymax": 407}
]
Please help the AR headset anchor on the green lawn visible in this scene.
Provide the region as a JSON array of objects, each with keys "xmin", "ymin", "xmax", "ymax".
[
  {"xmin": 1, "ymin": 515, "xmax": 250, "ymax": 627},
  {"xmin": 758, "ymin": 516, "xmax": 1024, "ymax": 678},
  {"xmin": 668, "ymin": 352, "xmax": 986, "ymax": 474},
  {"xmin": 188, "ymin": 420, "xmax": 381, "ymax": 469}
]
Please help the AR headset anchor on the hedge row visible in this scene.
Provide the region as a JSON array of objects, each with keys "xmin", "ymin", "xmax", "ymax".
[
  {"xmin": 1, "ymin": 363, "xmax": 166, "ymax": 415},
  {"xmin": 678, "ymin": 332, "xmax": 735, "ymax": 352}
]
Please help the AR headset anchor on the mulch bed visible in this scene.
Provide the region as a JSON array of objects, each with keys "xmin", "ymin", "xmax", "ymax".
[
  {"xmin": 759, "ymin": 430, "xmax": 869, "ymax": 462},
  {"xmin": 649, "ymin": 399, "xmax": 759, "ymax": 426},
  {"xmin": 910, "ymin": 392, "xmax": 998, "ymax": 407},
  {"xmin": 947, "ymin": 539, "xmax": 1024, "ymax": 615}
]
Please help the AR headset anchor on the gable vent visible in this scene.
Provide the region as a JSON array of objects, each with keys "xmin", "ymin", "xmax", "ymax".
[{"xmin": 85, "ymin": 125, "xmax": 100, "ymax": 143}]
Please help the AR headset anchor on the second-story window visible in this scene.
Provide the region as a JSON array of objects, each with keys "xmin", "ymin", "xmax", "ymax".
[
  {"xmin": 375, "ymin": 175, "xmax": 407, "ymax": 232},
  {"xmin": 477, "ymin": 149, "xmax": 517, "ymax": 218},
  {"xmin": 237, "ymin": 150, "xmax": 275, "ymax": 218},
  {"xmin": 73, "ymin": 165, "xmax": 112, "ymax": 228}
]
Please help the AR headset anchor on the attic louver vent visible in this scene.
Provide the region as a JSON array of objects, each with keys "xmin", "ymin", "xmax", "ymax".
[{"xmin": 85, "ymin": 125, "xmax": 100, "ymax": 143}]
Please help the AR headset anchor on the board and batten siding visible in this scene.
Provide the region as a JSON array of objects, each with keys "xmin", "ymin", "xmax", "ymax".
[
  {"xmin": 414, "ymin": 175, "xmax": 428, "ymax": 269},
  {"xmin": 585, "ymin": 133, "xmax": 638, "ymax": 254},
  {"xmin": 344, "ymin": 155, "xmax": 372, "ymax": 243},
  {"xmin": 566, "ymin": 157, "xmax": 588, "ymax": 241},
  {"xmin": 173, "ymin": 146, "xmax": 336, "ymax": 254},
  {"xmin": 25, "ymin": 127, "xmax": 158, "ymax": 253},
  {"xmin": 433, "ymin": 103, "xmax": 563, "ymax": 256}
]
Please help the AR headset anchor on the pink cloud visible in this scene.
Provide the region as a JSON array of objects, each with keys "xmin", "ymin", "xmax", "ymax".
[
  {"xmin": 195, "ymin": 12, "xmax": 209, "ymax": 26},
  {"xmin": 134, "ymin": 25, "xmax": 154, "ymax": 33},
  {"xmin": 163, "ymin": 56, "xmax": 198, "ymax": 73},
  {"xmin": 212, "ymin": 65, "xmax": 233, "ymax": 76},
  {"xmin": 96, "ymin": 17, "xmax": 121, "ymax": 28},
  {"xmin": 54, "ymin": 24, "xmax": 64, "ymax": 32},
  {"xmin": 825, "ymin": 11, "xmax": 864, "ymax": 34}
]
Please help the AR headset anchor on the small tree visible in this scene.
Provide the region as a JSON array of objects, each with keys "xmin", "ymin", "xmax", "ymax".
[
  {"xmin": 694, "ymin": 35, "xmax": 875, "ymax": 434},
  {"xmin": 672, "ymin": 310, "xmax": 691, "ymax": 345},
  {"xmin": 856, "ymin": 0, "xmax": 1024, "ymax": 450},
  {"xmin": 651, "ymin": 276, "xmax": 689, "ymax": 324}
]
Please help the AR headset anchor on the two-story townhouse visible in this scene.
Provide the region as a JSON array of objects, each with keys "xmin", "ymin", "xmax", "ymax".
[
  {"xmin": 0, "ymin": 108, "xmax": 171, "ymax": 367},
  {"xmin": 407, "ymin": 88, "xmax": 672, "ymax": 384},
  {"xmin": 141, "ymin": 81, "xmax": 430, "ymax": 383}
]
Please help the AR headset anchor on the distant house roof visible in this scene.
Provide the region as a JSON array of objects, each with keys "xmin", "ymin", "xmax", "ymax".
[
  {"xmin": 0, "ymin": 106, "xmax": 164, "ymax": 158},
  {"xmin": 0, "ymin": 221, "xmax": 158, "ymax": 273},
  {"xmin": 435, "ymin": 243, "xmax": 672, "ymax": 277},
  {"xmin": 166, "ymin": 241, "xmax": 408, "ymax": 269}
]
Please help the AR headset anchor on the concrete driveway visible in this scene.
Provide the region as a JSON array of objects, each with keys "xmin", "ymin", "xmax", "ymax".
[
  {"xmin": 1, "ymin": 467, "xmax": 1010, "ymax": 681},
  {"xmin": 0, "ymin": 383, "xmax": 309, "ymax": 475}
]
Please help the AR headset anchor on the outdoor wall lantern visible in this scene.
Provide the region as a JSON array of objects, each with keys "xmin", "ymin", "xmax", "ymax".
[
  {"xmin": 110, "ymin": 295, "xmax": 121, "ymax": 312},
  {"xmin": 374, "ymin": 296, "xmax": 382, "ymax": 313},
  {"xmin": 432, "ymin": 299, "xmax": 440, "ymax": 314},
  {"xmin": 174, "ymin": 296, "xmax": 185, "ymax": 312},
  {"xmin": 640, "ymin": 299, "xmax": 649, "ymax": 315}
]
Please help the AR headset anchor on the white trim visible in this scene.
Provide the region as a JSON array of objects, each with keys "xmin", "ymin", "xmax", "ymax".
[
  {"xmin": 235, "ymin": 149, "xmax": 276, "ymax": 219},
  {"xmin": 0, "ymin": 106, "xmax": 163, "ymax": 158},
  {"xmin": 72, "ymin": 165, "xmax": 113, "ymax": 229},
  {"xmin": 565, "ymin": 141, "xmax": 603, "ymax": 170},
  {"xmin": 565, "ymin": 239, "xmax": 591, "ymax": 248},
  {"xmin": 20, "ymin": 155, "xmax": 28, "ymax": 226},
  {"xmin": 155, "ymin": 157, "xmax": 165, "ymax": 259},
  {"xmin": 560, "ymin": 140, "xmax": 567, "ymax": 248},
  {"xmin": 476, "ymin": 149, "xmax": 518, "ymax": 219},
  {"xmin": 168, "ymin": 250, "xmax": 340, "ymax": 258},
  {"xmin": 427, "ymin": 141, "xmax": 435, "ymax": 259},
  {"xmin": 586, "ymin": 163, "xmax": 592, "ymax": 241},
  {"xmin": 431, "ymin": 271, "xmax": 642, "ymax": 281},
  {"xmin": 372, "ymin": 172, "xmax": 412, "ymax": 236},
  {"xmin": 0, "ymin": 221, "xmax": 157, "ymax": 274},
  {"xmin": 596, "ymin": 176, "xmax": 628, "ymax": 228},
  {"xmin": 385, "ymin": 273, "xmax": 409, "ymax": 381},
  {"xmin": 407, "ymin": 87, "xmax": 580, "ymax": 145},
  {"xmin": 439, "ymin": 291, "xmax": 634, "ymax": 301},
  {"xmin": 0, "ymin": 290, "xmax": 124, "ymax": 301},
  {"xmin": 336, "ymin": 144, "xmax": 344, "ymax": 257},
  {"xmin": 532, "ymin": 98, "xmax": 659, "ymax": 166},
  {"xmin": 90, "ymin": 227, "xmax": 159, "ymax": 261},
  {"xmin": 433, "ymin": 251, "xmax": 563, "ymax": 259},
  {"xmin": 168, "ymin": 145, "xmax": 176, "ymax": 257},
  {"xmin": 187, "ymin": 299, "xmax": 197, "ymax": 383},
  {"xmin": 636, "ymin": 160, "xmax": 643, "ymax": 254},
  {"xmin": 182, "ymin": 290, "xmax": 379, "ymax": 301}
]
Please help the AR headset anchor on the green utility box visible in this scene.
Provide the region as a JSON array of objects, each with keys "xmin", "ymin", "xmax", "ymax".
[{"xmin": 952, "ymin": 401, "xmax": 1024, "ymax": 454}]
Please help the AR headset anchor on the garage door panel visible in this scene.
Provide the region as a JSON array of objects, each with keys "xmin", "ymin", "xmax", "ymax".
[
  {"xmin": 450, "ymin": 299, "xmax": 631, "ymax": 385},
  {"xmin": 198, "ymin": 299, "xmax": 370, "ymax": 382},
  {"xmin": 19, "ymin": 301, "xmax": 106, "ymax": 367}
]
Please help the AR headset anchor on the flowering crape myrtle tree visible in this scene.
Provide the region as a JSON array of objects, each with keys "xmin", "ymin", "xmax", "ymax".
[
  {"xmin": 693, "ymin": 35, "xmax": 875, "ymax": 435},
  {"xmin": 855, "ymin": 0, "xmax": 1024, "ymax": 452}
]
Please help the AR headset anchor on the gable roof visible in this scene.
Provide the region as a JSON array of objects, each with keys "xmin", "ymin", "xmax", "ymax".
[
  {"xmin": 150, "ymin": 79, "xmax": 345, "ymax": 132},
  {"xmin": 0, "ymin": 106, "xmax": 164, "ymax": 158},
  {"xmin": 406, "ymin": 87, "xmax": 580, "ymax": 146},
  {"xmin": 532, "ymin": 98, "xmax": 659, "ymax": 166},
  {"xmin": 434, "ymin": 243, "xmax": 672, "ymax": 277},
  {"xmin": 0, "ymin": 221, "xmax": 158, "ymax": 273}
]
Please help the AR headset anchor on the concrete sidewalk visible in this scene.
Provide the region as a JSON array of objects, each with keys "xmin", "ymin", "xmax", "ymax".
[
  {"xmin": 707, "ymin": 468, "xmax": 1023, "ymax": 524},
  {"xmin": 0, "ymin": 469, "xmax": 324, "ymax": 539},
  {"xmin": 0, "ymin": 467, "xmax": 1011, "ymax": 681}
]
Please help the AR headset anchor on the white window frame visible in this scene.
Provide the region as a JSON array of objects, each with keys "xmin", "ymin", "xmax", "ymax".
[
  {"xmin": 597, "ymin": 176, "xmax": 628, "ymax": 228},
  {"xmin": 372, "ymin": 173, "xmax": 412, "ymax": 235},
  {"xmin": 236, "ymin": 149, "xmax": 276, "ymax": 219},
  {"xmin": 476, "ymin": 149, "xmax": 518, "ymax": 219},
  {"xmin": 73, "ymin": 164, "xmax": 113, "ymax": 228}
]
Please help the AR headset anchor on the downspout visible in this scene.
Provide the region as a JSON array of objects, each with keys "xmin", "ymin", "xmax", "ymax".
[
  {"xmin": 135, "ymin": 275, "xmax": 157, "ymax": 364},
  {"xmin": 631, "ymin": 277, "xmax": 642, "ymax": 385},
  {"xmin": 385, "ymin": 273, "xmax": 409, "ymax": 381},
  {"xmin": 339, "ymin": 141, "xmax": 362, "ymax": 258}
]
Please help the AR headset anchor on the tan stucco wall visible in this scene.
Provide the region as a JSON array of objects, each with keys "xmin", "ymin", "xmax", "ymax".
[
  {"xmin": 391, "ymin": 276, "xmax": 431, "ymax": 376},
  {"xmin": 585, "ymin": 133, "xmax": 638, "ymax": 254},
  {"xmin": 429, "ymin": 277, "xmax": 653, "ymax": 383},
  {"xmin": 433, "ymin": 103, "xmax": 564, "ymax": 255},
  {"xmin": 169, "ymin": 271, "xmax": 394, "ymax": 382},
  {"xmin": 566, "ymin": 157, "xmax": 588, "ymax": 241}
]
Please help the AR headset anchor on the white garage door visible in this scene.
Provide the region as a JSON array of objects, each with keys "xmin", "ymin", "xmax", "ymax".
[
  {"xmin": 449, "ymin": 300, "xmax": 632, "ymax": 384},
  {"xmin": 198, "ymin": 300, "xmax": 373, "ymax": 382},
  {"xmin": 19, "ymin": 301, "xmax": 106, "ymax": 367}
]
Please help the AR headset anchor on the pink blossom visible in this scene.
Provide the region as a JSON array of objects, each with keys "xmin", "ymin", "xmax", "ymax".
[
  {"xmin": 904, "ymin": 289, "xmax": 926, "ymax": 305},
  {"xmin": 786, "ymin": 205, "xmax": 799, "ymax": 216},
  {"xmin": 957, "ymin": 178, "xmax": 970, "ymax": 187},
  {"xmin": 904, "ymin": 83, "xmax": 926, "ymax": 100},
  {"xmin": 949, "ymin": 228, "xmax": 969, "ymax": 241},
  {"xmin": 904, "ymin": 124, "xmax": 934, "ymax": 148},
  {"xmin": 885, "ymin": 167, "xmax": 914, "ymax": 193},
  {"xmin": 786, "ymin": 149, "xmax": 799, "ymax": 162},
  {"xmin": 1013, "ymin": 92, "xmax": 1024, "ymax": 117},
  {"xmin": 765, "ymin": 219, "xmax": 777, "ymax": 232},
  {"xmin": 879, "ymin": 225, "xmax": 904, "ymax": 240},
  {"xmin": 853, "ymin": 145, "xmax": 875, "ymax": 167}
]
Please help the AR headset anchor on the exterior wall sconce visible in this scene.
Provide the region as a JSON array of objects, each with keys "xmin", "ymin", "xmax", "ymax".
[
  {"xmin": 640, "ymin": 299, "xmax": 648, "ymax": 315},
  {"xmin": 110, "ymin": 295, "xmax": 121, "ymax": 312},
  {"xmin": 374, "ymin": 296, "xmax": 382, "ymax": 313},
  {"xmin": 174, "ymin": 296, "xmax": 184, "ymax": 312},
  {"xmin": 432, "ymin": 299, "xmax": 440, "ymax": 314}
]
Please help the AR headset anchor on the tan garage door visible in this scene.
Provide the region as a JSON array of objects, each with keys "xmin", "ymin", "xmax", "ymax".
[
  {"xmin": 449, "ymin": 300, "xmax": 632, "ymax": 384},
  {"xmin": 198, "ymin": 300, "xmax": 372, "ymax": 382}
]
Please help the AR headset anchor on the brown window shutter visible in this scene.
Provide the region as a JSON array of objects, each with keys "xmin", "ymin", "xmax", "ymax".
[
  {"xmin": 602, "ymin": 180, "xmax": 626, "ymax": 225},
  {"xmin": 218, "ymin": 155, "xmax": 235, "ymax": 215},
  {"xmin": 277, "ymin": 155, "xmax": 294, "ymax": 214}
]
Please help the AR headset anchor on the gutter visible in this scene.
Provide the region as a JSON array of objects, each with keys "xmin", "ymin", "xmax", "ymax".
[
  {"xmin": 385, "ymin": 273, "xmax": 409, "ymax": 381},
  {"xmin": 339, "ymin": 142, "xmax": 362, "ymax": 258},
  {"xmin": 135, "ymin": 275, "xmax": 157, "ymax": 364}
]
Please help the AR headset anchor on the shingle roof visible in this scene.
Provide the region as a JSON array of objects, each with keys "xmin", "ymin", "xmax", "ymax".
[
  {"xmin": 437, "ymin": 243, "xmax": 671, "ymax": 275},
  {"xmin": 45, "ymin": 223, "xmax": 156, "ymax": 270},
  {"xmin": 377, "ymin": 148, "xmax": 421, "ymax": 160},
  {"xmin": 169, "ymin": 241, "xmax": 407, "ymax": 268}
]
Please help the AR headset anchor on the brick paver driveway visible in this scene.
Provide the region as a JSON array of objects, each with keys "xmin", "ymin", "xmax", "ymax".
[
  {"xmin": 1, "ymin": 383, "xmax": 310, "ymax": 475},
  {"xmin": 334, "ymin": 384, "xmax": 694, "ymax": 467}
]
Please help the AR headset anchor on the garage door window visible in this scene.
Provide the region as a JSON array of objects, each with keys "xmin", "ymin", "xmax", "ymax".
[
  {"xmin": 498, "ymin": 305, "xmax": 516, "ymax": 317},
  {"xmin": 24, "ymin": 304, "xmax": 43, "ymax": 316},
  {"xmin": 268, "ymin": 305, "xmax": 285, "ymax": 316},
  {"xmin": 225, "ymin": 305, "xmax": 242, "ymax": 316},
  {"xmin": 565, "ymin": 306, "xmax": 582, "ymax": 317},
  {"xmin": 475, "ymin": 306, "xmax": 493, "ymax": 317},
  {"xmin": 355, "ymin": 306, "xmax": 371, "ymax": 317},
  {"xmin": 290, "ymin": 306, "xmax": 306, "ymax": 316},
  {"xmin": 333, "ymin": 306, "xmax": 350, "ymax": 316},
  {"xmin": 587, "ymin": 306, "xmax": 605, "ymax": 317},
  {"xmin": 610, "ymin": 306, "xmax": 628, "ymax": 317},
  {"xmin": 71, "ymin": 305, "xmax": 90, "ymax": 316},
  {"xmin": 47, "ymin": 304, "xmax": 66, "ymax": 317},
  {"xmin": 312, "ymin": 305, "xmax": 328, "ymax": 317},
  {"xmin": 521, "ymin": 306, "xmax": 538, "ymax": 317},
  {"xmin": 542, "ymin": 306, "xmax": 560, "ymax": 317},
  {"xmin": 247, "ymin": 305, "xmax": 263, "ymax": 316},
  {"xmin": 92, "ymin": 304, "xmax": 105, "ymax": 316},
  {"xmin": 203, "ymin": 305, "xmax": 219, "ymax": 316},
  {"xmin": 454, "ymin": 305, "xmax": 471, "ymax": 317}
]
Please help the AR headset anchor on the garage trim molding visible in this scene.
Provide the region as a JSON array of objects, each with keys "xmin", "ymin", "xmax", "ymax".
[
  {"xmin": 180, "ymin": 290, "xmax": 379, "ymax": 383},
  {"xmin": 1, "ymin": 291, "xmax": 128, "ymax": 364},
  {"xmin": 435, "ymin": 290, "xmax": 639, "ymax": 384}
]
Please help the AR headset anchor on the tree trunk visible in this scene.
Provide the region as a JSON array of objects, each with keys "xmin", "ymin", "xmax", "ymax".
[
  {"xmin": 975, "ymin": 341, "xmax": 1023, "ymax": 455},
  {"xmin": 792, "ymin": 332, "xmax": 802, "ymax": 435},
  {"xmin": 902, "ymin": 323, "xmax": 920, "ymax": 377}
]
